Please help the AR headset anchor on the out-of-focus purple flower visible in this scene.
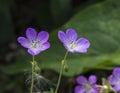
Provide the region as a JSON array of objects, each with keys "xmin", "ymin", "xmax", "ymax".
[
  {"xmin": 108, "ymin": 67, "xmax": 120, "ymax": 92},
  {"xmin": 58, "ymin": 28, "xmax": 90, "ymax": 53},
  {"xmin": 75, "ymin": 75, "xmax": 99, "ymax": 93},
  {"xmin": 17, "ymin": 28, "xmax": 50, "ymax": 56}
]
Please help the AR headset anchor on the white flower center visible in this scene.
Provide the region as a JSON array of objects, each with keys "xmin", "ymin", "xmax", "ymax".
[
  {"xmin": 85, "ymin": 83, "xmax": 92, "ymax": 91},
  {"xmin": 31, "ymin": 40, "xmax": 40, "ymax": 49},
  {"xmin": 69, "ymin": 41, "xmax": 76, "ymax": 49}
]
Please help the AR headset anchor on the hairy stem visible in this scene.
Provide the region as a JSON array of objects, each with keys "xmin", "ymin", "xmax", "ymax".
[
  {"xmin": 30, "ymin": 56, "xmax": 35, "ymax": 93},
  {"xmin": 55, "ymin": 51, "xmax": 68, "ymax": 93}
]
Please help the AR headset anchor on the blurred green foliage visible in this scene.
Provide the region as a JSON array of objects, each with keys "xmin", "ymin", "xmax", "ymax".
[{"xmin": 1, "ymin": 0, "xmax": 120, "ymax": 92}]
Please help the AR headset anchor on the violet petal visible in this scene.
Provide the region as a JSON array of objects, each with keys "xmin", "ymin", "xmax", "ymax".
[
  {"xmin": 74, "ymin": 38, "xmax": 90, "ymax": 53},
  {"xmin": 89, "ymin": 75, "xmax": 97, "ymax": 85},
  {"xmin": 66, "ymin": 28, "xmax": 77, "ymax": 41},
  {"xmin": 113, "ymin": 85, "xmax": 120, "ymax": 92},
  {"xmin": 17, "ymin": 37, "xmax": 29, "ymax": 48},
  {"xmin": 74, "ymin": 86, "xmax": 85, "ymax": 93},
  {"xmin": 26, "ymin": 28, "xmax": 37, "ymax": 41},
  {"xmin": 37, "ymin": 31, "xmax": 49, "ymax": 44},
  {"xmin": 113, "ymin": 67, "xmax": 120, "ymax": 78},
  {"xmin": 58, "ymin": 31, "xmax": 67, "ymax": 43},
  {"xmin": 90, "ymin": 88, "xmax": 99, "ymax": 93},
  {"xmin": 40, "ymin": 42, "xmax": 50, "ymax": 51},
  {"xmin": 77, "ymin": 76, "xmax": 87, "ymax": 85},
  {"xmin": 27, "ymin": 48, "xmax": 41, "ymax": 56},
  {"xmin": 110, "ymin": 76, "xmax": 118, "ymax": 85}
]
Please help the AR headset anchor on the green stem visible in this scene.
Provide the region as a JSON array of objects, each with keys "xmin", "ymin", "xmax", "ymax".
[
  {"xmin": 30, "ymin": 56, "xmax": 35, "ymax": 93},
  {"xmin": 55, "ymin": 51, "xmax": 68, "ymax": 93},
  {"xmin": 54, "ymin": 62, "xmax": 63, "ymax": 93},
  {"xmin": 64, "ymin": 51, "xmax": 68, "ymax": 62}
]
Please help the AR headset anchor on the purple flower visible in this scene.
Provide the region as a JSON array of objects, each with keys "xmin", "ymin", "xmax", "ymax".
[
  {"xmin": 108, "ymin": 67, "xmax": 120, "ymax": 92},
  {"xmin": 17, "ymin": 28, "xmax": 50, "ymax": 56},
  {"xmin": 75, "ymin": 75, "xmax": 99, "ymax": 93},
  {"xmin": 58, "ymin": 28, "xmax": 90, "ymax": 53}
]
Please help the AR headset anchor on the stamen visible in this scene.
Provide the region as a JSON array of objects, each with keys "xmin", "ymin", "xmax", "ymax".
[
  {"xmin": 85, "ymin": 83, "xmax": 91, "ymax": 91},
  {"xmin": 70, "ymin": 41, "xmax": 76, "ymax": 49},
  {"xmin": 31, "ymin": 40, "xmax": 40, "ymax": 48}
]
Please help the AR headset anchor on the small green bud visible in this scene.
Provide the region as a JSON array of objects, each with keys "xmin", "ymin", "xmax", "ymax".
[
  {"xmin": 61, "ymin": 60, "xmax": 65, "ymax": 65},
  {"xmin": 34, "ymin": 61, "xmax": 41, "ymax": 73},
  {"xmin": 63, "ymin": 64, "xmax": 69, "ymax": 72}
]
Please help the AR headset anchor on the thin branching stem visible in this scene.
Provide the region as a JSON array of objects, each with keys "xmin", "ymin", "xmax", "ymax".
[{"xmin": 55, "ymin": 51, "xmax": 68, "ymax": 93}]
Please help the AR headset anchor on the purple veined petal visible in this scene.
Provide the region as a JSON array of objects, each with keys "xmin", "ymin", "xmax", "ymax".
[
  {"xmin": 27, "ymin": 48, "xmax": 41, "ymax": 56},
  {"xmin": 108, "ymin": 75, "xmax": 118, "ymax": 85},
  {"xmin": 74, "ymin": 48, "xmax": 87, "ymax": 53},
  {"xmin": 74, "ymin": 86, "xmax": 85, "ymax": 93},
  {"xmin": 89, "ymin": 75, "xmax": 97, "ymax": 85},
  {"xmin": 108, "ymin": 75, "xmax": 120, "ymax": 92},
  {"xmin": 92, "ymin": 85, "xmax": 100, "ymax": 93},
  {"xmin": 89, "ymin": 87, "xmax": 99, "ymax": 93},
  {"xmin": 107, "ymin": 75, "xmax": 114, "ymax": 84},
  {"xmin": 76, "ymin": 38, "xmax": 90, "ymax": 48},
  {"xmin": 37, "ymin": 31, "xmax": 49, "ymax": 44},
  {"xmin": 74, "ymin": 38, "xmax": 90, "ymax": 53},
  {"xmin": 110, "ymin": 77, "xmax": 118, "ymax": 85},
  {"xmin": 39, "ymin": 42, "xmax": 50, "ymax": 51},
  {"xmin": 17, "ymin": 37, "xmax": 29, "ymax": 48},
  {"xmin": 58, "ymin": 31, "xmax": 67, "ymax": 43},
  {"xmin": 76, "ymin": 76, "xmax": 87, "ymax": 85},
  {"xmin": 113, "ymin": 85, "xmax": 120, "ymax": 92},
  {"xmin": 26, "ymin": 28, "xmax": 37, "ymax": 41},
  {"xmin": 113, "ymin": 67, "xmax": 120, "ymax": 78},
  {"xmin": 66, "ymin": 28, "xmax": 78, "ymax": 41}
]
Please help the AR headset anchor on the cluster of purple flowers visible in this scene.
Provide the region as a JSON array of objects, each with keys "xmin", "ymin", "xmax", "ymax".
[
  {"xmin": 18, "ymin": 28, "xmax": 90, "ymax": 55},
  {"xmin": 75, "ymin": 67, "xmax": 120, "ymax": 93}
]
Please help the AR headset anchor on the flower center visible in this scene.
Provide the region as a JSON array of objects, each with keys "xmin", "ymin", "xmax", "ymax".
[
  {"xmin": 85, "ymin": 83, "xmax": 92, "ymax": 91},
  {"xmin": 70, "ymin": 41, "xmax": 76, "ymax": 49},
  {"xmin": 31, "ymin": 40, "xmax": 40, "ymax": 49}
]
